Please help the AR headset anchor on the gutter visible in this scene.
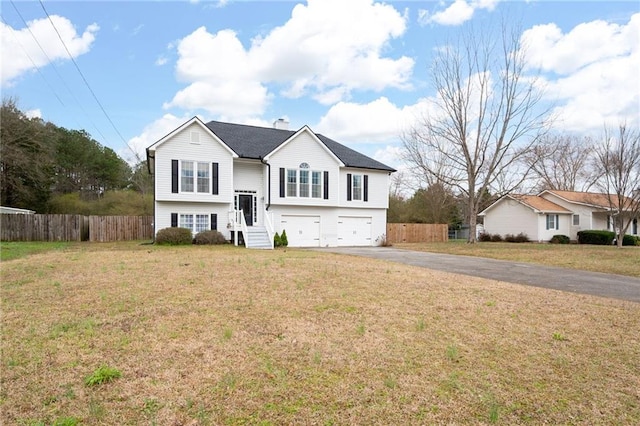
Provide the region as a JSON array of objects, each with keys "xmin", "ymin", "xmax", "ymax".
[{"xmin": 260, "ymin": 157, "xmax": 271, "ymax": 210}]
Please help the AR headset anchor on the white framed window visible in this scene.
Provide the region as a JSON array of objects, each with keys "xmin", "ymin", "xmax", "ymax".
[
  {"xmin": 197, "ymin": 163, "xmax": 209, "ymax": 193},
  {"xmin": 287, "ymin": 169, "xmax": 297, "ymax": 197},
  {"xmin": 179, "ymin": 214, "xmax": 194, "ymax": 231},
  {"xmin": 352, "ymin": 174, "xmax": 362, "ymax": 201},
  {"xmin": 180, "ymin": 161, "xmax": 209, "ymax": 193},
  {"xmin": 178, "ymin": 213, "xmax": 210, "ymax": 234},
  {"xmin": 181, "ymin": 161, "xmax": 194, "ymax": 192},
  {"xmin": 546, "ymin": 214, "xmax": 559, "ymax": 230},
  {"xmin": 300, "ymin": 170, "xmax": 309, "ymax": 197},
  {"xmin": 572, "ymin": 214, "xmax": 580, "ymax": 226},
  {"xmin": 312, "ymin": 171, "xmax": 322, "ymax": 198},
  {"xmin": 195, "ymin": 214, "xmax": 209, "ymax": 233}
]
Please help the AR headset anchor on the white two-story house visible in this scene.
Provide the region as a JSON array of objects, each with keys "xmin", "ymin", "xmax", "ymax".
[{"xmin": 146, "ymin": 117, "xmax": 395, "ymax": 248}]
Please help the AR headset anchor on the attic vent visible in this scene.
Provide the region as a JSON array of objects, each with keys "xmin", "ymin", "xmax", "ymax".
[
  {"xmin": 190, "ymin": 131, "xmax": 200, "ymax": 144},
  {"xmin": 273, "ymin": 118, "xmax": 289, "ymax": 130}
]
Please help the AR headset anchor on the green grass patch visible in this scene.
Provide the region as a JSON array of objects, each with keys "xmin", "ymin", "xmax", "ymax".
[{"xmin": 0, "ymin": 241, "xmax": 70, "ymax": 261}]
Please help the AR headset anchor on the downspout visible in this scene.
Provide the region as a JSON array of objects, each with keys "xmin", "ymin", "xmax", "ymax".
[{"xmin": 260, "ymin": 157, "xmax": 271, "ymax": 210}]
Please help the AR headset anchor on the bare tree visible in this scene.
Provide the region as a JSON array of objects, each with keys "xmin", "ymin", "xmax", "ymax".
[
  {"xmin": 525, "ymin": 134, "xmax": 600, "ymax": 192},
  {"xmin": 402, "ymin": 20, "xmax": 551, "ymax": 242},
  {"xmin": 594, "ymin": 123, "xmax": 640, "ymax": 248}
]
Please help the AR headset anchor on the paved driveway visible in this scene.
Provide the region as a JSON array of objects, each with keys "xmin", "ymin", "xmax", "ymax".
[{"xmin": 310, "ymin": 247, "xmax": 640, "ymax": 303}]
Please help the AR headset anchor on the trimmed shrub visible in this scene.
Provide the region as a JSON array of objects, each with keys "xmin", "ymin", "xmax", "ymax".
[
  {"xmin": 478, "ymin": 232, "xmax": 492, "ymax": 242},
  {"xmin": 280, "ymin": 229, "xmax": 289, "ymax": 247},
  {"xmin": 155, "ymin": 227, "xmax": 193, "ymax": 245},
  {"xmin": 622, "ymin": 234, "xmax": 639, "ymax": 246},
  {"xmin": 274, "ymin": 232, "xmax": 282, "ymax": 248},
  {"xmin": 504, "ymin": 234, "xmax": 516, "ymax": 243},
  {"xmin": 550, "ymin": 234, "xmax": 570, "ymax": 244},
  {"xmin": 577, "ymin": 230, "xmax": 615, "ymax": 245},
  {"xmin": 490, "ymin": 233, "xmax": 503, "ymax": 242},
  {"xmin": 514, "ymin": 232, "xmax": 530, "ymax": 243},
  {"xmin": 193, "ymin": 230, "xmax": 227, "ymax": 245}
]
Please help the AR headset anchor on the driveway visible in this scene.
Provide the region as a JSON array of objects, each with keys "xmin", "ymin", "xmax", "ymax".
[{"xmin": 310, "ymin": 247, "xmax": 640, "ymax": 303}]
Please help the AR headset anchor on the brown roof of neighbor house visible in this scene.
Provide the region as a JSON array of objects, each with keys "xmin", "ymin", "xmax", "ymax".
[
  {"xmin": 511, "ymin": 194, "xmax": 571, "ymax": 213},
  {"xmin": 543, "ymin": 190, "xmax": 635, "ymax": 210}
]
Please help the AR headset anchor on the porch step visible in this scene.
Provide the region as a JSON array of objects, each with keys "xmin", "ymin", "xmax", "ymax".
[{"xmin": 245, "ymin": 226, "xmax": 272, "ymax": 249}]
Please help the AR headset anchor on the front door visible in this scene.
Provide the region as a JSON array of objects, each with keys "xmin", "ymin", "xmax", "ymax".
[{"xmin": 238, "ymin": 194, "xmax": 253, "ymax": 226}]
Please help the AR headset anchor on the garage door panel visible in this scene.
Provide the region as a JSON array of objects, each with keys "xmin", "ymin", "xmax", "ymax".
[
  {"xmin": 338, "ymin": 216, "xmax": 372, "ymax": 246},
  {"xmin": 281, "ymin": 215, "xmax": 320, "ymax": 247}
]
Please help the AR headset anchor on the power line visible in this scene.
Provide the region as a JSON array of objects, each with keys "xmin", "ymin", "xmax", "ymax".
[
  {"xmin": 5, "ymin": 0, "xmax": 109, "ymax": 142},
  {"xmin": 37, "ymin": 0, "xmax": 141, "ymax": 162}
]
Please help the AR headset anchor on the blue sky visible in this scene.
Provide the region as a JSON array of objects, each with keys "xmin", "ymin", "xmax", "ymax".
[{"xmin": 2, "ymin": 0, "xmax": 639, "ymax": 174}]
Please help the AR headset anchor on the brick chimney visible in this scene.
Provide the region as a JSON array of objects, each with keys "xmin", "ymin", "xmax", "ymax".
[{"xmin": 273, "ymin": 118, "xmax": 289, "ymax": 130}]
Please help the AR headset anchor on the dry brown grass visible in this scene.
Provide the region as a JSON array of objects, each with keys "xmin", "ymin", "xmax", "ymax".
[
  {"xmin": 395, "ymin": 241, "xmax": 640, "ymax": 277},
  {"xmin": 2, "ymin": 243, "xmax": 639, "ymax": 425}
]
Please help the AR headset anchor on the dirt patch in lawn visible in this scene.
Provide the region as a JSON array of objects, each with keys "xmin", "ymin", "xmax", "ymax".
[{"xmin": 1, "ymin": 244, "xmax": 639, "ymax": 425}]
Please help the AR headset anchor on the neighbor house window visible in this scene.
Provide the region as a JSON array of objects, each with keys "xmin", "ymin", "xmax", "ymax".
[
  {"xmin": 633, "ymin": 218, "xmax": 638, "ymax": 235},
  {"xmin": 572, "ymin": 214, "xmax": 580, "ymax": 226},
  {"xmin": 546, "ymin": 214, "xmax": 559, "ymax": 230}
]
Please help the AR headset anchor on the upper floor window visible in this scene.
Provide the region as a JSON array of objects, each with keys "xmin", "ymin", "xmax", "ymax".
[
  {"xmin": 347, "ymin": 173, "xmax": 368, "ymax": 202},
  {"xmin": 181, "ymin": 161, "xmax": 209, "ymax": 193},
  {"xmin": 287, "ymin": 169, "xmax": 297, "ymax": 197},
  {"xmin": 280, "ymin": 167, "xmax": 328, "ymax": 200},
  {"xmin": 172, "ymin": 160, "xmax": 219, "ymax": 195}
]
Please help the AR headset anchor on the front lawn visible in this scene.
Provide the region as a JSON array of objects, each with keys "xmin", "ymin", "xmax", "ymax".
[{"xmin": 1, "ymin": 243, "xmax": 639, "ymax": 424}]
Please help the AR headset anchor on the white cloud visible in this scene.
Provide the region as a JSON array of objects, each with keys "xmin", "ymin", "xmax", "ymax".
[
  {"xmin": 523, "ymin": 13, "xmax": 640, "ymax": 131},
  {"xmin": 24, "ymin": 108, "xmax": 42, "ymax": 119},
  {"xmin": 314, "ymin": 96, "xmax": 434, "ymax": 146},
  {"xmin": 419, "ymin": 0, "xmax": 500, "ymax": 26},
  {"xmin": 1, "ymin": 16, "xmax": 99, "ymax": 86},
  {"xmin": 164, "ymin": 0, "xmax": 413, "ymax": 115}
]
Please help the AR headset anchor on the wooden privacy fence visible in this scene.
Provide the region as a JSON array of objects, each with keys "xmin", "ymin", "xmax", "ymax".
[
  {"xmin": 1, "ymin": 214, "xmax": 153, "ymax": 242},
  {"xmin": 386, "ymin": 223, "xmax": 448, "ymax": 243},
  {"xmin": 88, "ymin": 215, "xmax": 154, "ymax": 242}
]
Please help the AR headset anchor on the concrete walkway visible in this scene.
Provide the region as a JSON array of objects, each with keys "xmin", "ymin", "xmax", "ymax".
[{"xmin": 310, "ymin": 247, "xmax": 640, "ymax": 303}]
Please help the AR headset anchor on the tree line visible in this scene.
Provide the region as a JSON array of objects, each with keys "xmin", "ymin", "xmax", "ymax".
[{"xmin": 1, "ymin": 98, "xmax": 153, "ymax": 215}]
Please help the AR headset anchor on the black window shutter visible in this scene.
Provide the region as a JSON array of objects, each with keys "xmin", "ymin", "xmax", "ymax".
[
  {"xmin": 171, "ymin": 160, "xmax": 178, "ymax": 193},
  {"xmin": 363, "ymin": 175, "xmax": 368, "ymax": 202},
  {"xmin": 279, "ymin": 168, "xmax": 285, "ymax": 197},
  {"xmin": 323, "ymin": 171, "xmax": 329, "ymax": 200},
  {"xmin": 346, "ymin": 173, "xmax": 352, "ymax": 201},
  {"xmin": 171, "ymin": 213, "xmax": 178, "ymax": 227},
  {"xmin": 212, "ymin": 162, "xmax": 219, "ymax": 195},
  {"xmin": 211, "ymin": 213, "xmax": 217, "ymax": 230}
]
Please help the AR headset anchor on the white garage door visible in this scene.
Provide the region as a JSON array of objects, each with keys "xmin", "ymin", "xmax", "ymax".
[
  {"xmin": 338, "ymin": 216, "xmax": 372, "ymax": 246},
  {"xmin": 280, "ymin": 215, "xmax": 321, "ymax": 247}
]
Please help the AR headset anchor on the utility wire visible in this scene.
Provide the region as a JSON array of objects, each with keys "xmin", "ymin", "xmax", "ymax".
[
  {"xmin": 37, "ymin": 0, "xmax": 141, "ymax": 163},
  {"xmin": 6, "ymin": 0, "xmax": 109, "ymax": 142},
  {"xmin": 0, "ymin": 13, "xmax": 67, "ymax": 108}
]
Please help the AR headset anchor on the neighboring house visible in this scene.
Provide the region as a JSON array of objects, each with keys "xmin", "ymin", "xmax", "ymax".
[
  {"xmin": 0, "ymin": 206, "xmax": 35, "ymax": 214},
  {"xmin": 146, "ymin": 117, "xmax": 395, "ymax": 248},
  {"xmin": 479, "ymin": 190, "xmax": 639, "ymax": 242}
]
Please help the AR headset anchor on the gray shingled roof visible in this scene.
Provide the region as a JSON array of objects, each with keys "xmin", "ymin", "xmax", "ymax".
[{"xmin": 204, "ymin": 120, "xmax": 395, "ymax": 172}]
